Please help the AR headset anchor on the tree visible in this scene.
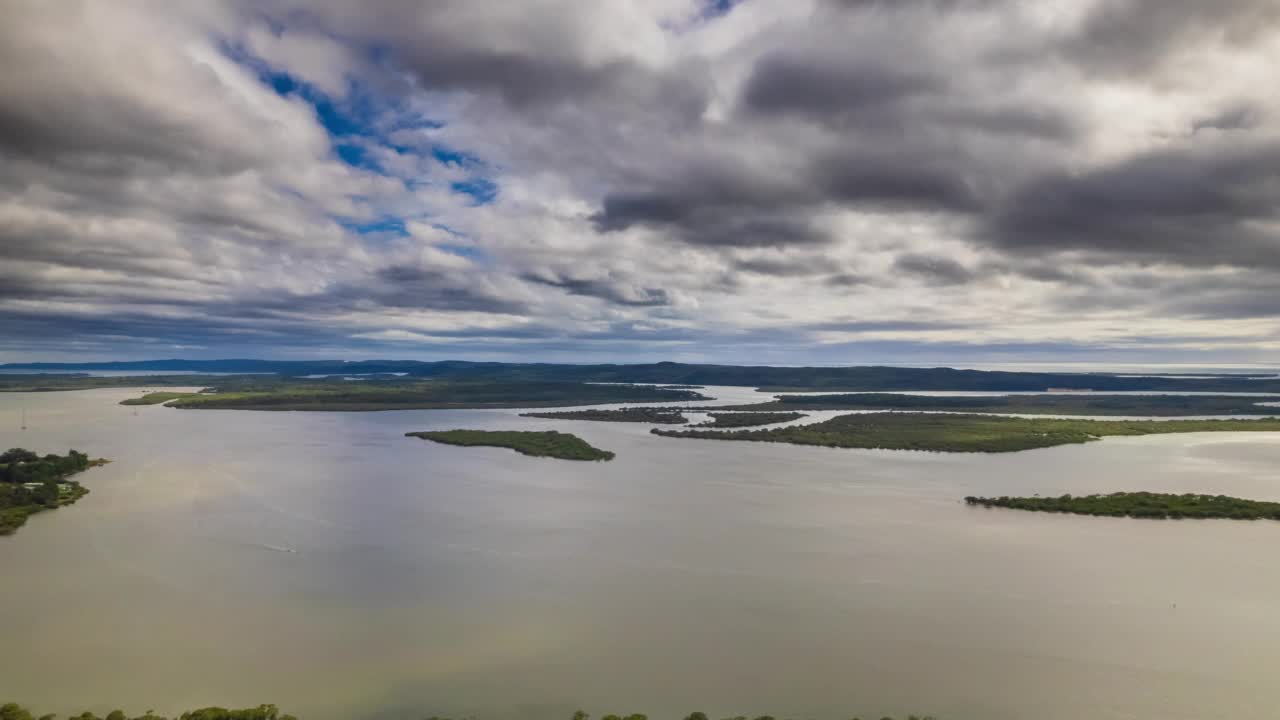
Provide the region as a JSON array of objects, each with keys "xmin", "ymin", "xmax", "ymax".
[
  {"xmin": 0, "ymin": 703, "xmax": 35, "ymax": 720},
  {"xmin": 0, "ymin": 448, "xmax": 38, "ymax": 464},
  {"xmin": 36, "ymin": 480, "xmax": 60, "ymax": 507}
]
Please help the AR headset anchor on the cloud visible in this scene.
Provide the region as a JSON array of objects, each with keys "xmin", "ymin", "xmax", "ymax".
[
  {"xmin": 990, "ymin": 139, "xmax": 1280, "ymax": 267},
  {"xmin": 522, "ymin": 272, "xmax": 672, "ymax": 307},
  {"xmin": 893, "ymin": 254, "xmax": 976, "ymax": 286},
  {"xmin": 1061, "ymin": 0, "xmax": 1280, "ymax": 77},
  {"xmin": 740, "ymin": 54, "xmax": 940, "ymax": 120},
  {"xmin": 2, "ymin": 0, "xmax": 1280, "ymax": 363}
]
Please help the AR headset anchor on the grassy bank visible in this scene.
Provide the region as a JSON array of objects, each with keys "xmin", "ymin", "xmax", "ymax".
[
  {"xmin": 1, "ymin": 449, "xmax": 106, "ymax": 535},
  {"xmin": 122, "ymin": 380, "xmax": 705, "ymax": 411},
  {"xmin": 0, "ymin": 707, "xmax": 940, "ymax": 720},
  {"xmin": 0, "ymin": 704, "xmax": 293, "ymax": 720},
  {"xmin": 406, "ymin": 430, "xmax": 616, "ymax": 461},
  {"xmin": 120, "ymin": 391, "xmax": 200, "ymax": 405},
  {"xmin": 965, "ymin": 492, "xmax": 1280, "ymax": 520},
  {"xmin": 693, "ymin": 411, "xmax": 806, "ymax": 428},
  {"xmin": 652, "ymin": 412, "xmax": 1280, "ymax": 453},
  {"xmin": 522, "ymin": 408, "xmax": 689, "ymax": 423},
  {"xmin": 713, "ymin": 393, "xmax": 1280, "ymax": 416}
]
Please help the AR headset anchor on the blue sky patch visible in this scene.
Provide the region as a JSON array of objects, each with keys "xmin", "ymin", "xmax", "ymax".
[
  {"xmin": 338, "ymin": 217, "xmax": 409, "ymax": 238},
  {"xmin": 450, "ymin": 178, "xmax": 498, "ymax": 205}
]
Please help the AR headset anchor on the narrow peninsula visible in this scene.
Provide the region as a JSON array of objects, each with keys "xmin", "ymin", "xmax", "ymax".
[
  {"xmin": 406, "ymin": 430, "xmax": 615, "ymax": 461},
  {"xmin": 965, "ymin": 492, "xmax": 1280, "ymax": 520},
  {"xmin": 1, "ymin": 448, "xmax": 107, "ymax": 535},
  {"xmin": 521, "ymin": 407, "xmax": 689, "ymax": 423},
  {"xmin": 692, "ymin": 411, "xmax": 806, "ymax": 428},
  {"xmin": 652, "ymin": 412, "xmax": 1280, "ymax": 453},
  {"xmin": 120, "ymin": 391, "xmax": 200, "ymax": 405},
  {"xmin": 712, "ymin": 392, "xmax": 1280, "ymax": 417}
]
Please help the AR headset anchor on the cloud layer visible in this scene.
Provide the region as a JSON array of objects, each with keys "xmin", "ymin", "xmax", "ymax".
[{"xmin": 1, "ymin": 0, "xmax": 1279, "ymax": 364}]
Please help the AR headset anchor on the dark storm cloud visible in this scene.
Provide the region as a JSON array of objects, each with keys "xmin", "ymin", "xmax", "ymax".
[
  {"xmin": 741, "ymin": 54, "xmax": 939, "ymax": 120},
  {"xmin": 593, "ymin": 145, "xmax": 981, "ymax": 249},
  {"xmin": 402, "ymin": 50, "xmax": 710, "ymax": 118},
  {"xmin": 522, "ymin": 272, "xmax": 671, "ymax": 307},
  {"xmin": 829, "ymin": 0, "xmax": 1000, "ymax": 10},
  {"xmin": 1062, "ymin": 0, "xmax": 1280, "ymax": 76},
  {"xmin": 814, "ymin": 150, "xmax": 983, "ymax": 212},
  {"xmin": 935, "ymin": 105, "xmax": 1077, "ymax": 142},
  {"xmin": 990, "ymin": 140, "xmax": 1280, "ymax": 267},
  {"xmin": 278, "ymin": 1, "xmax": 712, "ymax": 117},
  {"xmin": 740, "ymin": 49, "xmax": 1075, "ymax": 143},
  {"xmin": 893, "ymin": 253, "xmax": 976, "ymax": 286},
  {"xmin": 1192, "ymin": 105, "xmax": 1263, "ymax": 134},
  {"xmin": 732, "ymin": 255, "xmax": 837, "ymax": 277},
  {"xmin": 317, "ymin": 265, "xmax": 528, "ymax": 315},
  {"xmin": 592, "ymin": 164, "xmax": 831, "ymax": 248},
  {"xmin": 825, "ymin": 273, "xmax": 871, "ymax": 288},
  {"xmin": 808, "ymin": 319, "xmax": 972, "ymax": 332}
]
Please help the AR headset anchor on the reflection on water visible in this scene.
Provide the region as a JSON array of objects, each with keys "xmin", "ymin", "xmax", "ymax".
[{"xmin": 3, "ymin": 388, "xmax": 1280, "ymax": 720}]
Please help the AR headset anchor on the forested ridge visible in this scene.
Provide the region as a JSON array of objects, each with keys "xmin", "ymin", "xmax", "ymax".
[{"xmin": 8, "ymin": 359, "xmax": 1280, "ymax": 393}]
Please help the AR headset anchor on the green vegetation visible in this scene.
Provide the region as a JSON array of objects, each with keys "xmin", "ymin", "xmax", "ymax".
[
  {"xmin": 521, "ymin": 407, "xmax": 689, "ymax": 423},
  {"xmin": 0, "ymin": 374, "xmax": 228, "ymax": 393},
  {"xmin": 715, "ymin": 392, "xmax": 1280, "ymax": 416},
  {"xmin": 0, "ymin": 708, "xmax": 938, "ymax": 720},
  {"xmin": 965, "ymin": 492, "xmax": 1280, "ymax": 520},
  {"xmin": 652, "ymin": 412, "xmax": 1280, "ymax": 453},
  {"xmin": 1, "ymin": 448, "xmax": 106, "ymax": 535},
  {"xmin": 157, "ymin": 380, "xmax": 704, "ymax": 411},
  {"xmin": 407, "ymin": 430, "xmax": 616, "ymax": 461},
  {"xmin": 693, "ymin": 411, "xmax": 806, "ymax": 428},
  {"xmin": 0, "ymin": 703, "xmax": 293, "ymax": 720},
  {"xmin": 120, "ymin": 391, "xmax": 200, "ymax": 405}
]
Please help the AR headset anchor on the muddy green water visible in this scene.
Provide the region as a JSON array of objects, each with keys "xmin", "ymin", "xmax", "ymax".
[{"xmin": 3, "ymin": 387, "xmax": 1280, "ymax": 720}]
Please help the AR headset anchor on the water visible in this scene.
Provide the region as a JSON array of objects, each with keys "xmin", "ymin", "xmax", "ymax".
[{"xmin": 3, "ymin": 388, "xmax": 1280, "ymax": 720}]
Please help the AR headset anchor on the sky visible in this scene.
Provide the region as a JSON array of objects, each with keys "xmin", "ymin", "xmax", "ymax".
[{"xmin": 2, "ymin": 0, "xmax": 1279, "ymax": 366}]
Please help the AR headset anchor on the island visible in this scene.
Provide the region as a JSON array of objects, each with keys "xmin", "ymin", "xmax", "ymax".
[
  {"xmin": 0, "ymin": 703, "xmax": 295, "ymax": 720},
  {"xmin": 119, "ymin": 379, "xmax": 707, "ymax": 411},
  {"xmin": 965, "ymin": 492, "xmax": 1280, "ymax": 520},
  {"xmin": 651, "ymin": 412, "xmax": 1280, "ymax": 453},
  {"xmin": 521, "ymin": 407, "xmax": 689, "ymax": 423},
  {"xmin": 1, "ymin": 448, "xmax": 106, "ymax": 535},
  {"xmin": 0, "ymin": 707, "xmax": 933, "ymax": 720},
  {"xmin": 692, "ymin": 411, "xmax": 807, "ymax": 428},
  {"xmin": 710, "ymin": 392, "xmax": 1280, "ymax": 416},
  {"xmin": 406, "ymin": 430, "xmax": 615, "ymax": 461},
  {"xmin": 120, "ymin": 391, "xmax": 200, "ymax": 405}
]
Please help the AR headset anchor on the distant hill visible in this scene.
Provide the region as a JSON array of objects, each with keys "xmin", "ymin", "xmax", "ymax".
[{"xmin": 4, "ymin": 358, "xmax": 1280, "ymax": 392}]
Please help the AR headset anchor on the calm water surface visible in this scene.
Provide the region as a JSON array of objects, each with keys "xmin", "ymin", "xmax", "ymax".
[{"xmin": 3, "ymin": 387, "xmax": 1280, "ymax": 720}]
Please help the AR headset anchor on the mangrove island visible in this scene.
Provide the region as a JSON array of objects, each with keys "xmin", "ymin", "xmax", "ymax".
[
  {"xmin": 1, "ymin": 448, "xmax": 106, "ymax": 535},
  {"xmin": 692, "ymin": 411, "xmax": 807, "ymax": 428},
  {"xmin": 711, "ymin": 392, "xmax": 1280, "ymax": 417},
  {"xmin": 0, "ymin": 704, "xmax": 293, "ymax": 720},
  {"xmin": 965, "ymin": 492, "xmax": 1280, "ymax": 520},
  {"xmin": 521, "ymin": 407, "xmax": 689, "ymax": 423},
  {"xmin": 406, "ymin": 430, "xmax": 616, "ymax": 461},
  {"xmin": 652, "ymin": 412, "xmax": 1280, "ymax": 453},
  {"xmin": 0, "ymin": 707, "xmax": 941, "ymax": 720},
  {"xmin": 119, "ymin": 378, "xmax": 707, "ymax": 412}
]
